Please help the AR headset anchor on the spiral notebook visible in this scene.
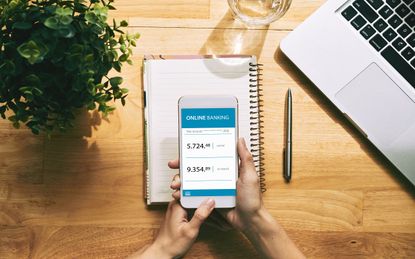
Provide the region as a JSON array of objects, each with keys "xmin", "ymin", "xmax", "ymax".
[{"xmin": 143, "ymin": 55, "xmax": 264, "ymax": 205}]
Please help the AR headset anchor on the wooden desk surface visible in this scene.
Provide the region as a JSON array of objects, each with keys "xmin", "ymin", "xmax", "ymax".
[{"xmin": 1, "ymin": 1, "xmax": 414, "ymax": 258}]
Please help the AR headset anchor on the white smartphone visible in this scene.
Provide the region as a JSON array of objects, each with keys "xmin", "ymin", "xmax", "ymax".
[{"xmin": 178, "ymin": 95, "xmax": 238, "ymax": 208}]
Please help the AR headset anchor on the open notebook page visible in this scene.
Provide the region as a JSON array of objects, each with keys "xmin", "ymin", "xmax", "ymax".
[{"xmin": 144, "ymin": 56, "xmax": 257, "ymax": 204}]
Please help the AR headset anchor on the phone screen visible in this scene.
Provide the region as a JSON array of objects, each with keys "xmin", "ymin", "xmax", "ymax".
[{"xmin": 181, "ymin": 108, "xmax": 237, "ymax": 197}]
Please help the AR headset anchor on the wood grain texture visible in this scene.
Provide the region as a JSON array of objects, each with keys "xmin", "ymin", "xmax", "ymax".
[
  {"xmin": 1, "ymin": 1, "xmax": 415, "ymax": 258},
  {"xmin": 110, "ymin": 0, "xmax": 210, "ymax": 20},
  {"xmin": 1, "ymin": 226, "xmax": 414, "ymax": 258},
  {"xmin": 124, "ymin": 0, "xmax": 324, "ymax": 30}
]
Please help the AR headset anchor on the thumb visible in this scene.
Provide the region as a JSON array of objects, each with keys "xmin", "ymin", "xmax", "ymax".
[
  {"xmin": 187, "ymin": 198, "xmax": 215, "ymax": 231},
  {"xmin": 238, "ymin": 138, "xmax": 257, "ymax": 178}
]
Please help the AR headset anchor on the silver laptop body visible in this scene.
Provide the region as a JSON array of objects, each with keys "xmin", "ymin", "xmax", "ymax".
[{"xmin": 280, "ymin": 0, "xmax": 415, "ymax": 184}]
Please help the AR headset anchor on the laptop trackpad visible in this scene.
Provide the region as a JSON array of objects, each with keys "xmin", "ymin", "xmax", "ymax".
[{"xmin": 335, "ymin": 63, "xmax": 415, "ymax": 146}]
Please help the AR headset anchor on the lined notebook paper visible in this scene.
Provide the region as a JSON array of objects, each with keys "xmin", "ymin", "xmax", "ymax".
[{"xmin": 143, "ymin": 55, "xmax": 263, "ymax": 205}]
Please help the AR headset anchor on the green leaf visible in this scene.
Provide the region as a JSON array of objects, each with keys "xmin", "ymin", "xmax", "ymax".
[
  {"xmin": 114, "ymin": 91, "xmax": 122, "ymax": 99},
  {"xmin": 85, "ymin": 12, "xmax": 98, "ymax": 24},
  {"xmin": 109, "ymin": 50, "xmax": 118, "ymax": 60},
  {"xmin": 69, "ymin": 44, "xmax": 84, "ymax": 54},
  {"xmin": 32, "ymin": 87, "xmax": 43, "ymax": 96},
  {"xmin": 113, "ymin": 61, "xmax": 122, "ymax": 72},
  {"xmin": 120, "ymin": 20, "xmax": 128, "ymax": 27},
  {"xmin": 59, "ymin": 15, "xmax": 73, "ymax": 25},
  {"xmin": 109, "ymin": 38, "xmax": 117, "ymax": 47},
  {"xmin": 25, "ymin": 74, "xmax": 41, "ymax": 85},
  {"xmin": 44, "ymin": 17, "xmax": 60, "ymax": 30},
  {"xmin": 8, "ymin": 115, "xmax": 17, "ymax": 122},
  {"xmin": 58, "ymin": 26, "xmax": 76, "ymax": 38},
  {"xmin": 19, "ymin": 86, "xmax": 32, "ymax": 93},
  {"xmin": 13, "ymin": 22, "xmax": 32, "ymax": 30},
  {"xmin": 0, "ymin": 60, "xmax": 16, "ymax": 74},
  {"xmin": 119, "ymin": 54, "xmax": 127, "ymax": 62},
  {"xmin": 91, "ymin": 24, "xmax": 104, "ymax": 34},
  {"xmin": 0, "ymin": 113, "xmax": 6, "ymax": 120},
  {"xmin": 17, "ymin": 40, "xmax": 49, "ymax": 65},
  {"xmin": 13, "ymin": 121, "xmax": 20, "ymax": 129},
  {"xmin": 120, "ymin": 44, "xmax": 126, "ymax": 53},
  {"xmin": 106, "ymin": 106, "xmax": 116, "ymax": 112},
  {"xmin": 56, "ymin": 7, "xmax": 73, "ymax": 16},
  {"xmin": 98, "ymin": 104, "xmax": 105, "ymax": 112},
  {"xmin": 92, "ymin": 5, "xmax": 108, "ymax": 21},
  {"xmin": 119, "ymin": 36, "xmax": 125, "ymax": 44},
  {"xmin": 74, "ymin": 2, "xmax": 88, "ymax": 12},
  {"xmin": 84, "ymin": 54, "xmax": 94, "ymax": 62},
  {"xmin": 120, "ymin": 88, "xmax": 129, "ymax": 94},
  {"xmin": 87, "ymin": 102, "xmax": 96, "ymax": 110},
  {"xmin": 30, "ymin": 125, "xmax": 40, "ymax": 135},
  {"xmin": 109, "ymin": 77, "xmax": 123, "ymax": 87},
  {"xmin": 18, "ymin": 43, "xmax": 40, "ymax": 59}
]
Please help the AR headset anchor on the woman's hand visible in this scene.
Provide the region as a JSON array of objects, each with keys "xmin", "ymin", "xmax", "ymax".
[{"xmin": 132, "ymin": 199, "xmax": 214, "ymax": 259}]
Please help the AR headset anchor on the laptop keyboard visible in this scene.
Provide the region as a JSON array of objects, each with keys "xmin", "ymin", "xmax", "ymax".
[{"xmin": 341, "ymin": 0, "xmax": 415, "ymax": 88}]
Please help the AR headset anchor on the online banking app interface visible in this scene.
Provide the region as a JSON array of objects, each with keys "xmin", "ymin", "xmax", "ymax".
[{"xmin": 181, "ymin": 108, "xmax": 237, "ymax": 197}]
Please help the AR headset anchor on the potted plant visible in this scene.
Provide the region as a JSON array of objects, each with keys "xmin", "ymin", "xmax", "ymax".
[{"xmin": 0, "ymin": 0, "xmax": 139, "ymax": 134}]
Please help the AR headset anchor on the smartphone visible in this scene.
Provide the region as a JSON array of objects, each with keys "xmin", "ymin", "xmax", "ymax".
[{"xmin": 178, "ymin": 95, "xmax": 238, "ymax": 208}]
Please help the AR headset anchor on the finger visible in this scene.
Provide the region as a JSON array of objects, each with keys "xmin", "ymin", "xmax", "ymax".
[
  {"xmin": 217, "ymin": 208, "xmax": 232, "ymax": 221},
  {"xmin": 237, "ymin": 138, "xmax": 257, "ymax": 179},
  {"xmin": 168, "ymin": 159, "xmax": 180, "ymax": 169},
  {"xmin": 170, "ymin": 180, "xmax": 181, "ymax": 190},
  {"xmin": 172, "ymin": 189, "xmax": 180, "ymax": 200},
  {"xmin": 168, "ymin": 199, "xmax": 187, "ymax": 221},
  {"xmin": 187, "ymin": 198, "xmax": 215, "ymax": 231},
  {"xmin": 170, "ymin": 174, "xmax": 181, "ymax": 190}
]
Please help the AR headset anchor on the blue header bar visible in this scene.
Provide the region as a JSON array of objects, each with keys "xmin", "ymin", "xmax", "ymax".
[
  {"xmin": 181, "ymin": 108, "xmax": 235, "ymax": 128},
  {"xmin": 182, "ymin": 189, "xmax": 236, "ymax": 196}
]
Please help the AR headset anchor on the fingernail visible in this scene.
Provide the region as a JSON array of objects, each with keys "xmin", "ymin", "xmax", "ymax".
[
  {"xmin": 240, "ymin": 138, "xmax": 246, "ymax": 146},
  {"xmin": 203, "ymin": 198, "xmax": 215, "ymax": 209}
]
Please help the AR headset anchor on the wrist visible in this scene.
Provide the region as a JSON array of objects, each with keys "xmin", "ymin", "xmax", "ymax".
[
  {"xmin": 242, "ymin": 208, "xmax": 306, "ymax": 259},
  {"xmin": 242, "ymin": 207, "xmax": 281, "ymax": 238},
  {"xmin": 141, "ymin": 242, "xmax": 172, "ymax": 259}
]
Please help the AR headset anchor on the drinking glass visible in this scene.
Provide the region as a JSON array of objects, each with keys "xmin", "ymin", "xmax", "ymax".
[{"xmin": 227, "ymin": 0, "xmax": 292, "ymax": 27}]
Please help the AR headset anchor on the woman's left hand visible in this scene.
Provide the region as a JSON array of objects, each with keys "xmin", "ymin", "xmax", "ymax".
[{"xmin": 135, "ymin": 198, "xmax": 215, "ymax": 259}]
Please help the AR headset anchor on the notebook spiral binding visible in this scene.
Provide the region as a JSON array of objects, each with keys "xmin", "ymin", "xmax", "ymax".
[{"xmin": 248, "ymin": 62, "xmax": 266, "ymax": 193}]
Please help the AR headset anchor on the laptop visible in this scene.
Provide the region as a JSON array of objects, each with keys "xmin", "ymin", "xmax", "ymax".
[{"xmin": 280, "ymin": 0, "xmax": 415, "ymax": 184}]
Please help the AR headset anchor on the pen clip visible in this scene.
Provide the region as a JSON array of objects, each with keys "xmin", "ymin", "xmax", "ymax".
[
  {"xmin": 283, "ymin": 146, "xmax": 291, "ymax": 183},
  {"xmin": 282, "ymin": 147, "xmax": 287, "ymax": 178}
]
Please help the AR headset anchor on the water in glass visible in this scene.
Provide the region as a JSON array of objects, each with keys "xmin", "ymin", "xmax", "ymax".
[{"xmin": 227, "ymin": 0, "xmax": 292, "ymax": 26}]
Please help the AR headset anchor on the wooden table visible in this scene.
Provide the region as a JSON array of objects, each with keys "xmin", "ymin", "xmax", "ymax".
[{"xmin": 1, "ymin": 1, "xmax": 414, "ymax": 258}]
